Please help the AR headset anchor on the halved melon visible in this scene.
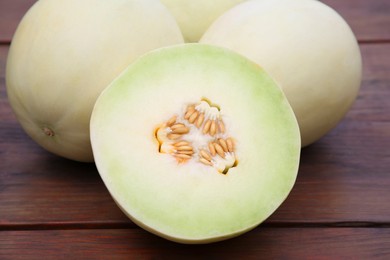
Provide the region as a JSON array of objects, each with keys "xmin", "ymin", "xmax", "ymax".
[{"xmin": 90, "ymin": 44, "xmax": 300, "ymax": 243}]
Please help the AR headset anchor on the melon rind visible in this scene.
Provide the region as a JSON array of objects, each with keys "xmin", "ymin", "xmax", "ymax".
[
  {"xmin": 6, "ymin": 0, "xmax": 183, "ymax": 162},
  {"xmin": 90, "ymin": 44, "xmax": 300, "ymax": 243},
  {"xmin": 200, "ymin": 0, "xmax": 362, "ymax": 147},
  {"xmin": 160, "ymin": 0, "xmax": 247, "ymax": 42}
]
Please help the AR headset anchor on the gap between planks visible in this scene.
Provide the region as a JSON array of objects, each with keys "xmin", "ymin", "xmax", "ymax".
[{"xmin": 1, "ymin": 221, "xmax": 390, "ymax": 231}]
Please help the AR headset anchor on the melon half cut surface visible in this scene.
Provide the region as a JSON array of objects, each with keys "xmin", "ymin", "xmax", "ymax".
[{"xmin": 90, "ymin": 44, "xmax": 301, "ymax": 244}]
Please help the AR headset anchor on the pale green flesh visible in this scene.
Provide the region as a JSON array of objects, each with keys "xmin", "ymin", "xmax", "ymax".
[{"xmin": 91, "ymin": 44, "xmax": 300, "ymax": 243}]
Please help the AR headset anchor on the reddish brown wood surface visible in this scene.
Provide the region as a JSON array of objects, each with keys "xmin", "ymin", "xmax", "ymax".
[
  {"xmin": 322, "ymin": 0, "xmax": 390, "ymax": 42},
  {"xmin": 1, "ymin": 0, "xmax": 390, "ymax": 258},
  {"xmin": 0, "ymin": 0, "xmax": 37, "ymax": 43},
  {"xmin": 1, "ymin": 228, "xmax": 390, "ymax": 259}
]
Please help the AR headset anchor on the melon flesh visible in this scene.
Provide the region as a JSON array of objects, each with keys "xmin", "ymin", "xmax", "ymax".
[
  {"xmin": 6, "ymin": 0, "xmax": 183, "ymax": 162},
  {"xmin": 200, "ymin": 0, "xmax": 362, "ymax": 147},
  {"xmin": 90, "ymin": 44, "xmax": 300, "ymax": 243}
]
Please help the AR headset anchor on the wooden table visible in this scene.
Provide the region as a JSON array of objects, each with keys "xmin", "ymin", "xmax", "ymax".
[{"xmin": 1, "ymin": 0, "xmax": 389, "ymax": 258}]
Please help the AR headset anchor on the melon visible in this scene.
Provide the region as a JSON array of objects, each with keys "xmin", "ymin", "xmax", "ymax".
[
  {"xmin": 90, "ymin": 44, "xmax": 301, "ymax": 243},
  {"xmin": 200, "ymin": 0, "xmax": 362, "ymax": 146},
  {"xmin": 6, "ymin": 0, "xmax": 184, "ymax": 162},
  {"xmin": 160, "ymin": 0, "xmax": 247, "ymax": 42}
]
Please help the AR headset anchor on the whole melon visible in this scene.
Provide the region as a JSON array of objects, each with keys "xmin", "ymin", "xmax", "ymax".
[
  {"xmin": 6, "ymin": 0, "xmax": 184, "ymax": 162},
  {"xmin": 160, "ymin": 0, "xmax": 247, "ymax": 42},
  {"xmin": 201, "ymin": 0, "xmax": 362, "ymax": 146}
]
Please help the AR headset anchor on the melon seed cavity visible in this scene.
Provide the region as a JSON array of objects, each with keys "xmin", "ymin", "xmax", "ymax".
[{"xmin": 155, "ymin": 99, "xmax": 237, "ymax": 174}]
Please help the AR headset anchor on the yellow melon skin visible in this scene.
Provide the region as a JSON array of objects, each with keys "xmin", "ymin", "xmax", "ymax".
[
  {"xmin": 160, "ymin": 0, "xmax": 247, "ymax": 42},
  {"xmin": 6, "ymin": 0, "xmax": 184, "ymax": 162},
  {"xmin": 201, "ymin": 0, "xmax": 362, "ymax": 147}
]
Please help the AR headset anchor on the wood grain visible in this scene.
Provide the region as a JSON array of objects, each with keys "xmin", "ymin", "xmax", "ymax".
[
  {"xmin": 323, "ymin": 0, "xmax": 390, "ymax": 42},
  {"xmin": 0, "ymin": 0, "xmax": 37, "ymax": 43},
  {"xmin": 1, "ymin": 228, "xmax": 390, "ymax": 259}
]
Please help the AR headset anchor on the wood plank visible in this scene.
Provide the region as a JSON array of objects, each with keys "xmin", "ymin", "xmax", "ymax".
[
  {"xmin": 322, "ymin": 0, "xmax": 390, "ymax": 42},
  {"xmin": 0, "ymin": 0, "xmax": 389, "ymax": 43},
  {"xmin": 272, "ymin": 43, "xmax": 390, "ymax": 223},
  {"xmin": 1, "ymin": 228, "xmax": 389, "ymax": 259},
  {"xmin": 0, "ymin": 44, "xmax": 130, "ymax": 226},
  {"xmin": 0, "ymin": 0, "xmax": 37, "ymax": 43},
  {"xmin": 1, "ymin": 43, "xmax": 390, "ymax": 227}
]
